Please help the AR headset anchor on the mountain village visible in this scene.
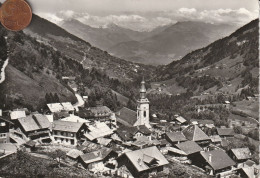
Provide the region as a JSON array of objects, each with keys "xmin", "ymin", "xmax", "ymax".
[{"xmin": 0, "ymin": 78, "xmax": 259, "ymax": 178}]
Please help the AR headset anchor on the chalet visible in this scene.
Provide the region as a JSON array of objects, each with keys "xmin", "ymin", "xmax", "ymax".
[
  {"xmin": 51, "ymin": 120, "xmax": 87, "ymax": 145},
  {"xmin": 47, "ymin": 102, "xmax": 74, "ymax": 114},
  {"xmin": 112, "ymin": 125, "xmax": 151, "ymax": 144},
  {"xmin": 174, "ymin": 141, "xmax": 203, "ymax": 156},
  {"xmin": 209, "ymin": 135, "xmax": 222, "ymax": 145},
  {"xmin": 236, "ymin": 167, "xmax": 255, "ymax": 178},
  {"xmin": 182, "ymin": 125, "xmax": 210, "ymax": 146},
  {"xmin": 117, "ymin": 146, "xmax": 169, "ymax": 177},
  {"xmin": 78, "ymin": 140, "xmax": 102, "ymax": 153},
  {"xmin": 0, "ymin": 117, "xmax": 14, "ymax": 143},
  {"xmin": 84, "ymin": 122, "xmax": 114, "ymax": 141},
  {"xmin": 23, "ymin": 140, "xmax": 36, "ymax": 152},
  {"xmin": 78, "ymin": 148, "xmax": 118, "ymax": 173},
  {"xmin": 173, "ymin": 116, "xmax": 188, "ymax": 125},
  {"xmin": 165, "ymin": 132, "xmax": 187, "ymax": 145},
  {"xmin": 217, "ymin": 128, "xmax": 235, "ymax": 138},
  {"xmin": 191, "ymin": 150, "xmax": 236, "ymax": 176},
  {"xmin": 17, "ymin": 114, "xmax": 51, "ymax": 140},
  {"xmin": 66, "ymin": 149, "xmax": 84, "ymax": 161},
  {"xmin": 89, "ymin": 106, "xmax": 112, "ymax": 120},
  {"xmin": 190, "ymin": 119, "xmax": 215, "ymax": 129},
  {"xmin": 10, "ymin": 110, "xmax": 26, "ymax": 120},
  {"xmin": 228, "ymin": 148, "xmax": 252, "ymax": 165}
]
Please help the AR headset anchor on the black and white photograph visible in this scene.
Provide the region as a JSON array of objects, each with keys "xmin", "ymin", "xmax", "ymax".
[{"xmin": 0, "ymin": 0, "xmax": 259, "ymax": 177}]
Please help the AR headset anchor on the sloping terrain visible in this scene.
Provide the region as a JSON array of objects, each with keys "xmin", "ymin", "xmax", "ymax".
[
  {"xmin": 152, "ymin": 19, "xmax": 259, "ymax": 96},
  {"xmin": 24, "ymin": 15, "xmax": 154, "ymax": 82},
  {"xmin": 109, "ymin": 21, "xmax": 238, "ymax": 65}
]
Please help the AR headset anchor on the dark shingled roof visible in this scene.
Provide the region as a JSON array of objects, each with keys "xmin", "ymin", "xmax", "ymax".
[
  {"xmin": 182, "ymin": 125, "xmax": 210, "ymax": 142},
  {"xmin": 166, "ymin": 132, "xmax": 187, "ymax": 143},
  {"xmin": 80, "ymin": 148, "xmax": 115, "ymax": 164},
  {"xmin": 116, "ymin": 107, "xmax": 137, "ymax": 126},
  {"xmin": 116, "ymin": 126, "xmax": 138, "ymax": 141},
  {"xmin": 175, "ymin": 141, "xmax": 203, "ymax": 155},
  {"xmin": 200, "ymin": 150, "xmax": 236, "ymax": 171},
  {"xmin": 217, "ymin": 128, "xmax": 235, "ymax": 136},
  {"xmin": 136, "ymin": 125, "xmax": 151, "ymax": 135},
  {"xmin": 52, "ymin": 120, "xmax": 84, "ymax": 133}
]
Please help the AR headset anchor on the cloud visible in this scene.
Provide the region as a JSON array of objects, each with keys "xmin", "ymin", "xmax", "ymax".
[{"xmin": 37, "ymin": 7, "xmax": 257, "ymax": 31}]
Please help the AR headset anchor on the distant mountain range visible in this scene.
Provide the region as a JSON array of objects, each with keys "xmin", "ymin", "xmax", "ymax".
[
  {"xmin": 151, "ymin": 19, "xmax": 258, "ymax": 96},
  {"xmin": 61, "ymin": 19, "xmax": 238, "ymax": 65}
]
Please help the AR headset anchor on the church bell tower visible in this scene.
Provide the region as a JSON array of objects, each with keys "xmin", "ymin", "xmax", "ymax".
[{"xmin": 135, "ymin": 79, "xmax": 150, "ymax": 128}]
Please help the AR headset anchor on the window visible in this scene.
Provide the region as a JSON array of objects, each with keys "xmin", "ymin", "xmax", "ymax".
[{"xmin": 144, "ymin": 111, "xmax": 146, "ymax": 117}]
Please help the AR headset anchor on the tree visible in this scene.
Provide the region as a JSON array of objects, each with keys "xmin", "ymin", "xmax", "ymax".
[
  {"xmin": 49, "ymin": 149, "xmax": 66, "ymax": 167},
  {"xmin": 54, "ymin": 93, "xmax": 60, "ymax": 103},
  {"xmin": 234, "ymin": 126, "xmax": 243, "ymax": 134}
]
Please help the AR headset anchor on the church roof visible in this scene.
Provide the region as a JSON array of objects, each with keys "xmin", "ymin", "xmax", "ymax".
[{"xmin": 116, "ymin": 107, "xmax": 137, "ymax": 126}]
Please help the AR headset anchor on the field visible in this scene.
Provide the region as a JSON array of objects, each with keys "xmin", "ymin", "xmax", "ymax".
[{"xmin": 233, "ymin": 100, "xmax": 259, "ymax": 119}]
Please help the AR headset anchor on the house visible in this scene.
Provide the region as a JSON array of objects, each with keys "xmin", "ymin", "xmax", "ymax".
[
  {"xmin": 78, "ymin": 147, "xmax": 118, "ymax": 173},
  {"xmin": 236, "ymin": 167, "xmax": 255, "ymax": 178},
  {"xmin": 78, "ymin": 140, "xmax": 102, "ymax": 153},
  {"xmin": 17, "ymin": 114, "xmax": 51, "ymax": 140},
  {"xmin": 23, "ymin": 140, "xmax": 36, "ymax": 152},
  {"xmin": 190, "ymin": 119, "xmax": 215, "ymax": 128},
  {"xmin": 217, "ymin": 128, "xmax": 235, "ymax": 138},
  {"xmin": 88, "ymin": 106, "xmax": 112, "ymax": 120},
  {"xmin": 47, "ymin": 102, "xmax": 74, "ymax": 114},
  {"xmin": 117, "ymin": 146, "xmax": 169, "ymax": 177},
  {"xmin": 84, "ymin": 122, "xmax": 114, "ymax": 141},
  {"xmin": 174, "ymin": 141, "xmax": 203, "ymax": 156},
  {"xmin": 182, "ymin": 125, "xmax": 210, "ymax": 146},
  {"xmin": 61, "ymin": 115, "xmax": 90, "ymax": 124},
  {"xmin": 51, "ymin": 120, "xmax": 87, "ymax": 145},
  {"xmin": 0, "ymin": 117, "xmax": 14, "ymax": 143},
  {"xmin": 66, "ymin": 149, "xmax": 84, "ymax": 160},
  {"xmin": 209, "ymin": 135, "xmax": 222, "ymax": 145},
  {"xmin": 10, "ymin": 110, "xmax": 26, "ymax": 120},
  {"xmin": 112, "ymin": 125, "xmax": 151, "ymax": 144},
  {"xmin": 165, "ymin": 132, "xmax": 187, "ymax": 145},
  {"xmin": 228, "ymin": 148, "xmax": 252, "ymax": 165},
  {"xmin": 173, "ymin": 116, "xmax": 187, "ymax": 125},
  {"xmin": 191, "ymin": 150, "xmax": 236, "ymax": 176}
]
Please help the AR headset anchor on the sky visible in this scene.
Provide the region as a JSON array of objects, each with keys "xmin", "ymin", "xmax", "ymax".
[{"xmin": 0, "ymin": 0, "xmax": 258, "ymax": 31}]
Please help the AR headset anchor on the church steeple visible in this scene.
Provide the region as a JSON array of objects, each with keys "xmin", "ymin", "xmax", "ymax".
[{"xmin": 140, "ymin": 79, "xmax": 146, "ymax": 99}]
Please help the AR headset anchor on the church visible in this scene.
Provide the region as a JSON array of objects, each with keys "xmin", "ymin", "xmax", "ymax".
[{"xmin": 116, "ymin": 79, "xmax": 151, "ymax": 129}]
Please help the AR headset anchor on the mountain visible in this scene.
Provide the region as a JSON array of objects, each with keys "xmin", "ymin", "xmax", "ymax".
[
  {"xmin": 151, "ymin": 19, "xmax": 259, "ymax": 96},
  {"xmin": 24, "ymin": 15, "xmax": 154, "ymax": 82},
  {"xmin": 0, "ymin": 14, "xmax": 154, "ymax": 110},
  {"xmin": 109, "ymin": 21, "xmax": 238, "ymax": 65},
  {"xmin": 60, "ymin": 19, "xmax": 172, "ymax": 51}
]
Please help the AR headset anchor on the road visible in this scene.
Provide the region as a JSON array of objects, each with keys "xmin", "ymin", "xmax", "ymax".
[
  {"xmin": 0, "ymin": 58, "xmax": 9, "ymax": 84},
  {"xmin": 73, "ymin": 93, "xmax": 85, "ymax": 111}
]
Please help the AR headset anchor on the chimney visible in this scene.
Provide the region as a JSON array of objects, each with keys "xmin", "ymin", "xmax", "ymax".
[{"xmin": 209, "ymin": 154, "xmax": 212, "ymax": 162}]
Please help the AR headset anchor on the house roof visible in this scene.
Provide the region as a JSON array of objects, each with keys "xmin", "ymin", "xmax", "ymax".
[
  {"xmin": 10, "ymin": 110, "xmax": 26, "ymax": 120},
  {"xmin": 175, "ymin": 141, "xmax": 203, "ymax": 155},
  {"xmin": 190, "ymin": 119, "xmax": 215, "ymax": 125},
  {"xmin": 210, "ymin": 135, "xmax": 222, "ymax": 143},
  {"xmin": 166, "ymin": 132, "xmax": 187, "ymax": 143},
  {"xmin": 116, "ymin": 126, "xmax": 138, "ymax": 141},
  {"xmin": 231, "ymin": 148, "xmax": 252, "ymax": 160},
  {"xmin": 97, "ymin": 138, "xmax": 112, "ymax": 146},
  {"xmin": 136, "ymin": 125, "xmax": 151, "ymax": 135},
  {"xmin": 175, "ymin": 116, "xmax": 187, "ymax": 124},
  {"xmin": 244, "ymin": 160, "xmax": 256, "ymax": 167},
  {"xmin": 241, "ymin": 167, "xmax": 255, "ymax": 178},
  {"xmin": 84, "ymin": 122, "xmax": 113, "ymax": 141},
  {"xmin": 89, "ymin": 106, "xmax": 112, "ymax": 116},
  {"xmin": 123, "ymin": 146, "xmax": 169, "ymax": 172},
  {"xmin": 61, "ymin": 115, "xmax": 90, "ymax": 123},
  {"xmin": 24, "ymin": 140, "xmax": 36, "ymax": 147},
  {"xmin": 47, "ymin": 102, "xmax": 74, "ymax": 113},
  {"xmin": 116, "ymin": 107, "xmax": 137, "ymax": 126},
  {"xmin": 200, "ymin": 150, "xmax": 236, "ymax": 171},
  {"xmin": 217, "ymin": 128, "xmax": 235, "ymax": 136},
  {"xmin": 52, "ymin": 120, "xmax": 84, "ymax": 133},
  {"xmin": 66, "ymin": 149, "xmax": 84, "ymax": 159},
  {"xmin": 166, "ymin": 146, "xmax": 187, "ymax": 156},
  {"xmin": 182, "ymin": 125, "xmax": 210, "ymax": 142},
  {"xmin": 18, "ymin": 114, "xmax": 51, "ymax": 132},
  {"xmin": 80, "ymin": 148, "xmax": 115, "ymax": 164}
]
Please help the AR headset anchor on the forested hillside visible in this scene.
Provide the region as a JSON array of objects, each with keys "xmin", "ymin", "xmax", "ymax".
[{"xmin": 153, "ymin": 19, "xmax": 259, "ymax": 96}]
